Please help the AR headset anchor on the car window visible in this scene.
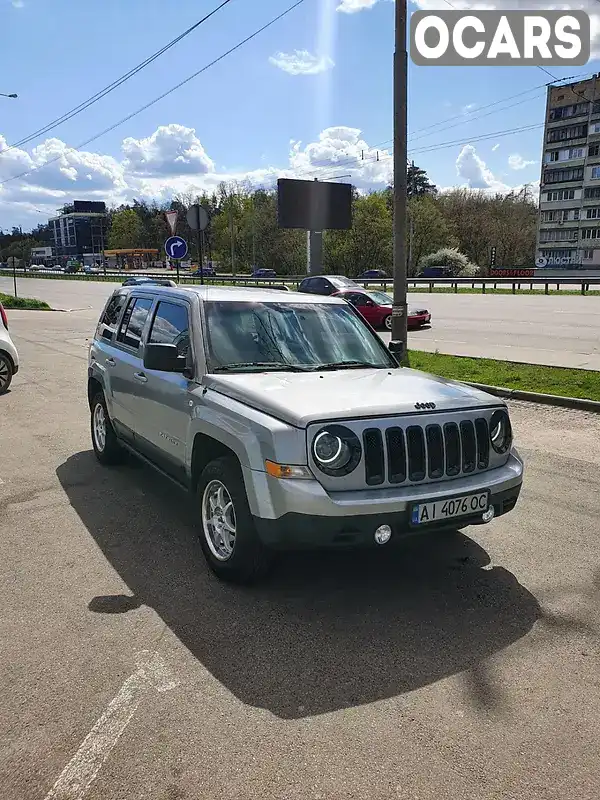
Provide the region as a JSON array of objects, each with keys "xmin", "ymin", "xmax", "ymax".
[
  {"xmin": 97, "ymin": 292, "xmax": 127, "ymax": 340},
  {"xmin": 299, "ymin": 278, "xmax": 314, "ymax": 291},
  {"xmin": 148, "ymin": 301, "xmax": 190, "ymax": 358},
  {"xmin": 348, "ymin": 292, "xmax": 368, "ymax": 306},
  {"xmin": 116, "ymin": 297, "xmax": 153, "ymax": 351}
]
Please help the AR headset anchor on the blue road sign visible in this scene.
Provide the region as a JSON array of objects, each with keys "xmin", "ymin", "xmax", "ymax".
[{"xmin": 164, "ymin": 236, "xmax": 188, "ymax": 260}]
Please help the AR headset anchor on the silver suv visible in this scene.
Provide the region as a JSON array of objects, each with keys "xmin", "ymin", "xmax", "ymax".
[{"xmin": 88, "ymin": 284, "xmax": 523, "ymax": 583}]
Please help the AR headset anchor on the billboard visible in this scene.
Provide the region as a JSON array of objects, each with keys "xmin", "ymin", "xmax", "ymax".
[
  {"xmin": 277, "ymin": 179, "xmax": 352, "ymax": 230},
  {"xmin": 73, "ymin": 200, "xmax": 107, "ymax": 214},
  {"xmin": 31, "ymin": 246, "xmax": 53, "ymax": 258}
]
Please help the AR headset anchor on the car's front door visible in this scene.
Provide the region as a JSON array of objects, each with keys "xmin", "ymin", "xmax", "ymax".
[
  {"xmin": 133, "ymin": 298, "xmax": 195, "ymax": 485},
  {"xmin": 345, "ymin": 292, "xmax": 378, "ymax": 325}
]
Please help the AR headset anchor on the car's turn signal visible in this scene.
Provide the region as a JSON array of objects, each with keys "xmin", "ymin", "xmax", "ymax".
[{"xmin": 265, "ymin": 460, "xmax": 312, "ymax": 479}]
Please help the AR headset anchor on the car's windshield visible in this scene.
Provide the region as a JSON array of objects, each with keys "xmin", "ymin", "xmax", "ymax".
[
  {"xmin": 332, "ymin": 276, "xmax": 359, "ymax": 286},
  {"xmin": 204, "ymin": 300, "xmax": 395, "ymax": 372},
  {"xmin": 366, "ymin": 291, "xmax": 392, "ymax": 305}
]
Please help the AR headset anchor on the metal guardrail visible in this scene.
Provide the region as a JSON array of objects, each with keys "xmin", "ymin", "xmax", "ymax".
[{"xmin": 2, "ymin": 269, "xmax": 600, "ymax": 295}]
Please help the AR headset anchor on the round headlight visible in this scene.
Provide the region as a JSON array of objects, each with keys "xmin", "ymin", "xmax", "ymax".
[
  {"xmin": 489, "ymin": 409, "xmax": 512, "ymax": 454},
  {"xmin": 311, "ymin": 425, "xmax": 361, "ymax": 476}
]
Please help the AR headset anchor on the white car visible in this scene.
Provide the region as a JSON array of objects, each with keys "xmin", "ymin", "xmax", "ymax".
[{"xmin": 0, "ymin": 302, "xmax": 19, "ymax": 393}]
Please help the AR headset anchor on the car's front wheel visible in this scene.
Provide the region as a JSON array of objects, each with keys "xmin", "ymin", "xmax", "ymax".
[
  {"xmin": 90, "ymin": 391, "xmax": 124, "ymax": 465},
  {"xmin": 0, "ymin": 352, "xmax": 13, "ymax": 394},
  {"xmin": 197, "ymin": 456, "xmax": 272, "ymax": 584}
]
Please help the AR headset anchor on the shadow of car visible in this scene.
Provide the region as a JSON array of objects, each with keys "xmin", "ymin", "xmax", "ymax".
[{"xmin": 56, "ymin": 451, "xmax": 540, "ymax": 720}]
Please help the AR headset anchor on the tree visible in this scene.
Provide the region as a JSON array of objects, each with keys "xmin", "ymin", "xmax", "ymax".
[
  {"xmin": 408, "ymin": 195, "xmax": 456, "ymax": 275},
  {"xmin": 407, "ymin": 162, "xmax": 437, "ymax": 198},
  {"xmin": 107, "ymin": 208, "xmax": 144, "ymax": 249},
  {"xmin": 325, "ymin": 191, "xmax": 392, "ymax": 276}
]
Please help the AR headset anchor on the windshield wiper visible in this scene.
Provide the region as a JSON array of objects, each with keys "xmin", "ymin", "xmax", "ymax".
[
  {"xmin": 212, "ymin": 361, "xmax": 309, "ymax": 373},
  {"xmin": 309, "ymin": 360, "xmax": 387, "ymax": 371}
]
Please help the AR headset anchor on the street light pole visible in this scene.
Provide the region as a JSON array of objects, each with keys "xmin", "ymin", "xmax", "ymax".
[
  {"xmin": 0, "ymin": 93, "xmax": 18, "ymax": 99},
  {"xmin": 390, "ymin": 0, "xmax": 408, "ymax": 364}
]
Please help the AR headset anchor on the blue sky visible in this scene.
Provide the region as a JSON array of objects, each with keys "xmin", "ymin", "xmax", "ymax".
[{"xmin": 0, "ymin": 0, "xmax": 598, "ymax": 230}]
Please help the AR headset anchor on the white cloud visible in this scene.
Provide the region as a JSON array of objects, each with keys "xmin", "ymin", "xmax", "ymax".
[
  {"xmin": 12, "ymin": 0, "xmax": 24, "ymax": 7},
  {"xmin": 122, "ymin": 124, "xmax": 214, "ymax": 176},
  {"xmin": 0, "ymin": 125, "xmax": 537, "ymax": 229},
  {"xmin": 462, "ymin": 103, "xmax": 477, "ymax": 114},
  {"xmin": 508, "ymin": 153, "xmax": 536, "ymax": 170},
  {"xmin": 456, "ymin": 144, "xmax": 510, "ymax": 191},
  {"xmin": 269, "ymin": 50, "xmax": 334, "ymax": 75},
  {"xmin": 491, "ymin": 143, "xmax": 500, "ymax": 152},
  {"xmin": 289, "ymin": 126, "xmax": 392, "ymax": 187},
  {"xmin": 336, "ymin": 0, "xmax": 378, "ymax": 12}
]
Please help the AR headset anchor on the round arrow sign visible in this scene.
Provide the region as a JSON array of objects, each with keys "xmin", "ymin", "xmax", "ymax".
[{"xmin": 164, "ymin": 236, "xmax": 188, "ymax": 260}]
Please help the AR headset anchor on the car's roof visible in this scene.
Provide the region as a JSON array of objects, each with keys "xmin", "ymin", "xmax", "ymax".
[{"xmin": 120, "ymin": 283, "xmax": 346, "ymax": 304}]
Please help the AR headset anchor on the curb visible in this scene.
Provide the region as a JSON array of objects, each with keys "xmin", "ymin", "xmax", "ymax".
[{"xmin": 464, "ymin": 381, "xmax": 600, "ymax": 413}]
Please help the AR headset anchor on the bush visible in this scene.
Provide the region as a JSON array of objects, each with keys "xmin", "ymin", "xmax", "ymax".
[
  {"xmin": 458, "ymin": 262, "xmax": 480, "ymax": 278},
  {"xmin": 418, "ymin": 248, "xmax": 470, "ymax": 277}
]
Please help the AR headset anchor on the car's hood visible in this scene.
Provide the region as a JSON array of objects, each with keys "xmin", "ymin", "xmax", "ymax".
[{"xmin": 203, "ymin": 367, "xmax": 501, "ymax": 428}]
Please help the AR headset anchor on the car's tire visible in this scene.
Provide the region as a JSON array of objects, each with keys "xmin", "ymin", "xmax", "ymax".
[
  {"xmin": 383, "ymin": 314, "xmax": 392, "ymax": 331},
  {"xmin": 0, "ymin": 352, "xmax": 13, "ymax": 395},
  {"xmin": 197, "ymin": 456, "xmax": 273, "ymax": 584},
  {"xmin": 90, "ymin": 391, "xmax": 124, "ymax": 466}
]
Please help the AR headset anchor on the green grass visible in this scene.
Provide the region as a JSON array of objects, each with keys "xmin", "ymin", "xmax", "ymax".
[
  {"xmin": 408, "ymin": 350, "xmax": 600, "ymax": 401},
  {"xmin": 0, "ymin": 291, "xmax": 51, "ymax": 310}
]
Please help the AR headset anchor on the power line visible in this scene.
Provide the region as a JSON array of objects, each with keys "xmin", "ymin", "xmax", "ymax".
[
  {"xmin": 0, "ymin": 0, "xmax": 307, "ymax": 189},
  {"xmin": 2, "ymin": 0, "xmax": 236, "ymax": 154},
  {"xmin": 317, "ymin": 122, "xmax": 544, "ymax": 180}
]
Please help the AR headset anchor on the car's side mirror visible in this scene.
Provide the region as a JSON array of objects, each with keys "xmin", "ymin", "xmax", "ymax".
[
  {"xmin": 364, "ymin": 299, "xmax": 375, "ymax": 306},
  {"xmin": 144, "ymin": 343, "xmax": 185, "ymax": 372}
]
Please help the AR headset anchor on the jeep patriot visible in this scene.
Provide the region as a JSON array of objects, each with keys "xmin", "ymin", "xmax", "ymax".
[{"xmin": 88, "ymin": 284, "xmax": 523, "ymax": 583}]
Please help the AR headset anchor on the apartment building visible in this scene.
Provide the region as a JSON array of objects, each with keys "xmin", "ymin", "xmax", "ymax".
[{"xmin": 537, "ymin": 74, "xmax": 600, "ymax": 269}]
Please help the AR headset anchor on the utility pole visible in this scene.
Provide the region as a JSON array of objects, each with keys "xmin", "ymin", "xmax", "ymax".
[{"xmin": 390, "ymin": 0, "xmax": 408, "ymax": 364}]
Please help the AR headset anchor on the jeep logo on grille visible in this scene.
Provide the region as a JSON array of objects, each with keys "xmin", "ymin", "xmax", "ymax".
[{"xmin": 415, "ymin": 402, "xmax": 436, "ymax": 410}]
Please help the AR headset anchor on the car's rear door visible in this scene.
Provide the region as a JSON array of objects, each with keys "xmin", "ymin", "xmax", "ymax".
[{"xmin": 109, "ymin": 293, "xmax": 154, "ymax": 439}]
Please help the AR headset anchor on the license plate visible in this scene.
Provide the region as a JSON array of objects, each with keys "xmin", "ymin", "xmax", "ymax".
[{"xmin": 410, "ymin": 491, "xmax": 489, "ymax": 525}]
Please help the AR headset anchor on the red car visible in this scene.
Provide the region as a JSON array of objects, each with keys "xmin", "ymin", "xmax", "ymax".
[{"xmin": 332, "ymin": 289, "xmax": 431, "ymax": 331}]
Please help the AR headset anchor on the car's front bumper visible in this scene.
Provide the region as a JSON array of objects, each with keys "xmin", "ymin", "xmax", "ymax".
[
  {"xmin": 244, "ymin": 449, "xmax": 524, "ymax": 549},
  {"xmin": 253, "ymin": 483, "xmax": 521, "ymax": 549}
]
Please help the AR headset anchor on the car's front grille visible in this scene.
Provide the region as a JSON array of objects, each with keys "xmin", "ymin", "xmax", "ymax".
[{"xmin": 362, "ymin": 419, "xmax": 491, "ymax": 486}]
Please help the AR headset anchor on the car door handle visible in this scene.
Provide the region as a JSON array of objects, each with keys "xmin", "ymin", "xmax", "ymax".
[
  {"xmin": 105, "ymin": 357, "xmax": 116, "ymax": 367},
  {"xmin": 133, "ymin": 372, "xmax": 148, "ymax": 383}
]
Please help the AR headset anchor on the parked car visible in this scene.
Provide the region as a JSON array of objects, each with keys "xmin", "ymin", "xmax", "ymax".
[
  {"xmin": 0, "ymin": 302, "xmax": 19, "ymax": 394},
  {"xmin": 83, "ymin": 265, "xmax": 100, "ymax": 275},
  {"xmin": 357, "ymin": 269, "xmax": 388, "ymax": 280},
  {"xmin": 121, "ymin": 277, "xmax": 177, "ymax": 287},
  {"xmin": 252, "ymin": 268, "xmax": 277, "ymax": 279},
  {"xmin": 420, "ymin": 266, "xmax": 453, "ymax": 278},
  {"xmin": 297, "ymin": 275, "xmax": 360, "ymax": 296},
  {"xmin": 88, "ymin": 284, "xmax": 523, "ymax": 584},
  {"xmin": 332, "ymin": 288, "xmax": 431, "ymax": 330},
  {"xmin": 189, "ymin": 264, "xmax": 216, "ymax": 278}
]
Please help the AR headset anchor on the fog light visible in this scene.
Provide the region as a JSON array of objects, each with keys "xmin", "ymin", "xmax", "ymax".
[
  {"xmin": 482, "ymin": 506, "xmax": 495, "ymax": 523},
  {"xmin": 374, "ymin": 524, "xmax": 392, "ymax": 545}
]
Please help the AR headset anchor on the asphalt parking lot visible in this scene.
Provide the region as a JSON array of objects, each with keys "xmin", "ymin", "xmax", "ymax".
[
  {"xmin": 1, "ymin": 309, "xmax": 600, "ymax": 800},
  {"xmin": 3, "ymin": 275, "xmax": 600, "ymax": 369}
]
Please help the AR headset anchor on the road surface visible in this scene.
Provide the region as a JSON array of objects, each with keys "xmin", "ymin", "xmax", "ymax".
[
  {"xmin": 1, "ymin": 309, "xmax": 599, "ymax": 799},
  {"xmin": 1, "ymin": 276, "xmax": 600, "ymax": 369}
]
